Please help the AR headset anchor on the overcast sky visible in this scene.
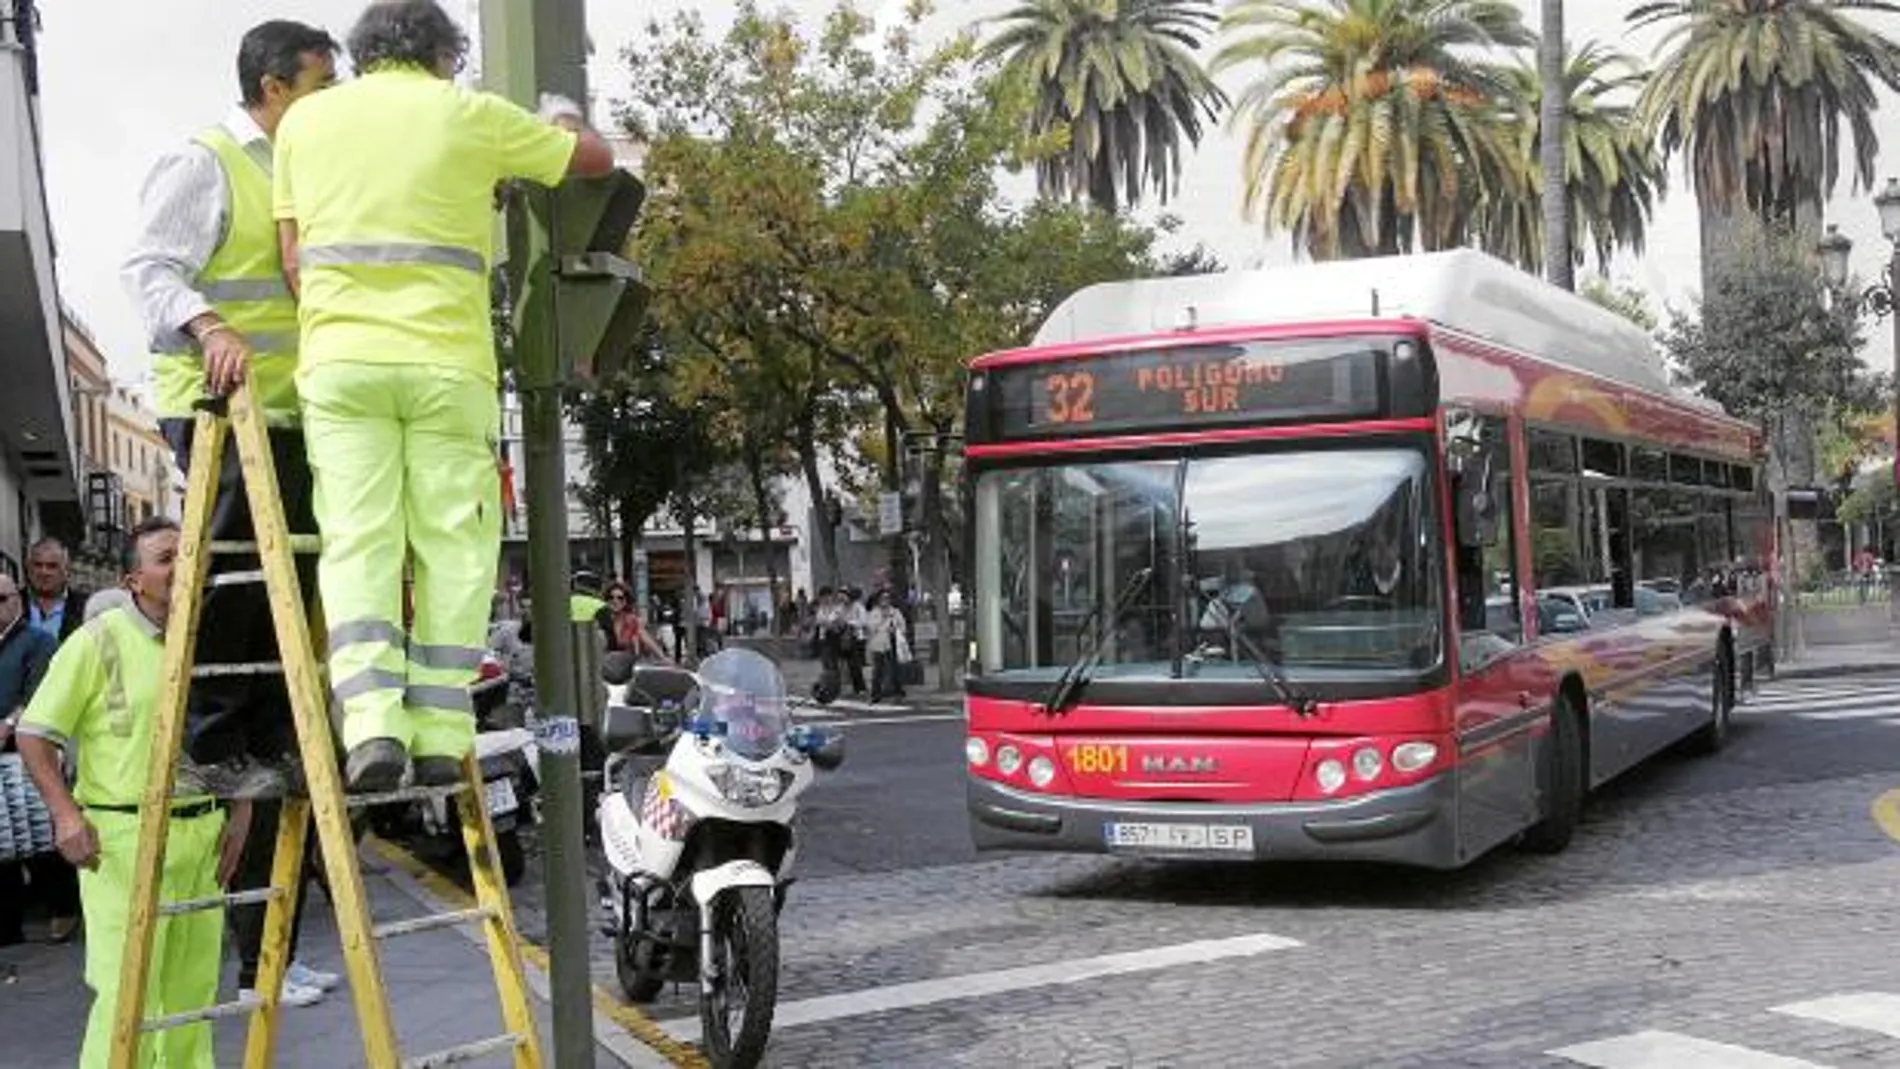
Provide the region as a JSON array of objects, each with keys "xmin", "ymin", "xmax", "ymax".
[{"xmin": 31, "ymin": 0, "xmax": 1900, "ymax": 387}]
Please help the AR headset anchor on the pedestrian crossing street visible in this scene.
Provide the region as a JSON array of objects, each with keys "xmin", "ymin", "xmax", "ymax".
[
  {"xmin": 1737, "ymin": 674, "xmax": 1900, "ymax": 724},
  {"xmin": 1550, "ymin": 992, "xmax": 1900, "ymax": 1067}
]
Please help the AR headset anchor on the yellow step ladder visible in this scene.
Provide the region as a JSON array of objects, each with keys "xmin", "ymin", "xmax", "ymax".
[{"xmin": 107, "ymin": 383, "xmax": 544, "ymax": 1069}]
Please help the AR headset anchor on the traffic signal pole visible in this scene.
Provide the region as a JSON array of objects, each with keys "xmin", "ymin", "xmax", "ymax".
[{"xmin": 481, "ymin": 2, "xmax": 595, "ymax": 1066}]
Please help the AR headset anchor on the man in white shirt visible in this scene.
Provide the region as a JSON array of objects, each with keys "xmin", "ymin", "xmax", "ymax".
[{"xmin": 119, "ymin": 19, "xmax": 342, "ymax": 1008}]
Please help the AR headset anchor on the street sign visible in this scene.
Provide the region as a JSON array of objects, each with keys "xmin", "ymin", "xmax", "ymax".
[{"xmin": 879, "ymin": 491, "xmax": 903, "ymax": 536}]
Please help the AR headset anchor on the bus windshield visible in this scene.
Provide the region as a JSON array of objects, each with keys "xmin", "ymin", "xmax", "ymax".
[{"xmin": 972, "ymin": 447, "xmax": 1443, "ymax": 682}]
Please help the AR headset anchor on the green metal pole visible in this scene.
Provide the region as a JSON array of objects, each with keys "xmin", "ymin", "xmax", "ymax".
[{"xmin": 480, "ymin": 2, "xmax": 595, "ymax": 1066}]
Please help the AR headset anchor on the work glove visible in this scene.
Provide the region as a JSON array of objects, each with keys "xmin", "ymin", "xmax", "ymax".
[{"xmin": 537, "ymin": 92, "xmax": 585, "ymax": 125}]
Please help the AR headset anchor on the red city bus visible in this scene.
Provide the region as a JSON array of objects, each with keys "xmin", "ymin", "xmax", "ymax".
[{"xmin": 961, "ymin": 250, "xmax": 1774, "ymax": 869}]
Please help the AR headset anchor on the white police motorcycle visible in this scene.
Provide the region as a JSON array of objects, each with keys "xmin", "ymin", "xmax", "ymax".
[{"xmin": 595, "ymin": 648, "xmax": 843, "ymax": 1069}]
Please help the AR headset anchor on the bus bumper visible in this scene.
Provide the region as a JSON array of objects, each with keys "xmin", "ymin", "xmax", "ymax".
[{"xmin": 967, "ymin": 774, "xmax": 1460, "ymax": 868}]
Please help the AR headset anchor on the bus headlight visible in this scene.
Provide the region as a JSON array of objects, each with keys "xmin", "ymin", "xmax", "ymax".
[
  {"xmin": 1027, "ymin": 756, "xmax": 1057, "ymax": 788},
  {"xmin": 1392, "ymin": 742, "xmax": 1439, "ymax": 773},
  {"xmin": 1352, "ymin": 746, "xmax": 1384, "ymax": 782},
  {"xmin": 1315, "ymin": 759, "xmax": 1347, "ymax": 794},
  {"xmin": 997, "ymin": 745, "xmax": 1024, "ymax": 777},
  {"xmin": 965, "ymin": 737, "xmax": 991, "ymax": 768}
]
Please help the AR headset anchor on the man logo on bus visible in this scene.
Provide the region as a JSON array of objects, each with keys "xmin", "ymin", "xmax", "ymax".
[{"xmin": 1142, "ymin": 754, "xmax": 1219, "ymax": 775}]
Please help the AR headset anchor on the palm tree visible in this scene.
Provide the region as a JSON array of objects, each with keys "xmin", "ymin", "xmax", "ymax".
[
  {"xmin": 1216, "ymin": 0, "xmax": 1534, "ymax": 260},
  {"xmin": 1479, "ymin": 44, "xmax": 1667, "ymax": 275},
  {"xmin": 1632, "ymin": 0, "xmax": 1900, "ymax": 272},
  {"xmin": 1538, "ymin": 0, "xmax": 1570, "ymax": 290},
  {"xmin": 982, "ymin": 0, "xmax": 1229, "ymax": 214}
]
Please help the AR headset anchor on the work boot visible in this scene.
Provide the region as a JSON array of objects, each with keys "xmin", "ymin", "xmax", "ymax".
[
  {"xmin": 346, "ymin": 739, "xmax": 409, "ymax": 793},
  {"xmin": 412, "ymin": 755, "xmax": 464, "ymax": 787},
  {"xmin": 176, "ymin": 754, "xmax": 287, "ymax": 800}
]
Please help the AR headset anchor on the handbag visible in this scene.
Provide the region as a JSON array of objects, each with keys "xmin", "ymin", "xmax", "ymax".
[{"xmin": 0, "ymin": 753, "xmax": 56, "ymax": 863}]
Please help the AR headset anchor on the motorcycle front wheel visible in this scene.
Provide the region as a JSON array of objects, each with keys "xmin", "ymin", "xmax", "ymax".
[{"xmin": 699, "ymin": 886, "xmax": 779, "ymax": 1069}]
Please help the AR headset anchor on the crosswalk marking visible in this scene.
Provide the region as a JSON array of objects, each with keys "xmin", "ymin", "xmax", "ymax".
[
  {"xmin": 1771, "ymin": 992, "xmax": 1900, "ymax": 1038},
  {"xmin": 1737, "ymin": 676, "xmax": 1900, "ymax": 722},
  {"xmin": 1549, "ymin": 1030, "xmax": 1831, "ymax": 1068}
]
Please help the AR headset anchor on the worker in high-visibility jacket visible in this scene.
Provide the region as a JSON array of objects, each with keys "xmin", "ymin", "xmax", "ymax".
[
  {"xmin": 121, "ymin": 19, "xmax": 337, "ymax": 801},
  {"xmin": 272, "ymin": 0, "xmax": 615, "ymax": 791},
  {"xmin": 17, "ymin": 519, "xmax": 252, "ymax": 1069}
]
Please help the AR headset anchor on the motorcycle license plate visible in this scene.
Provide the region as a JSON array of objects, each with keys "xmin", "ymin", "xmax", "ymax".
[
  {"xmin": 484, "ymin": 778, "xmax": 519, "ymax": 817},
  {"xmin": 1103, "ymin": 822, "xmax": 1253, "ymax": 854}
]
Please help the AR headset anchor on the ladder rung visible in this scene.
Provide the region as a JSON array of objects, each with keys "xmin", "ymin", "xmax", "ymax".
[
  {"xmin": 191, "ymin": 661, "xmax": 283, "ymax": 678},
  {"xmin": 373, "ymin": 905, "xmax": 495, "ymax": 940},
  {"xmin": 206, "ymin": 569, "xmax": 266, "ymax": 588},
  {"xmin": 347, "ymin": 782, "xmax": 468, "ymax": 809},
  {"xmin": 159, "ymin": 885, "xmax": 285, "ymax": 916},
  {"xmin": 142, "ymin": 991, "xmax": 264, "ymax": 1032},
  {"xmin": 403, "ymin": 1033, "xmax": 525, "ymax": 1068},
  {"xmin": 208, "ymin": 536, "xmax": 322, "ymax": 555}
]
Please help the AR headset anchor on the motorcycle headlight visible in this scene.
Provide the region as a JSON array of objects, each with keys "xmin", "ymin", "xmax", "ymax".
[{"xmin": 707, "ymin": 764, "xmax": 791, "ymax": 807}]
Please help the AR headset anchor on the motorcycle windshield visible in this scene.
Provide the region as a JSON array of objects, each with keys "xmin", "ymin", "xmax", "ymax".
[{"xmin": 695, "ymin": 648, "xmax": 791, "ymax": 761}]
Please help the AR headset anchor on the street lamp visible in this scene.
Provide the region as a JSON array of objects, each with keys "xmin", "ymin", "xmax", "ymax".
[{"xmin": 1817, "ymin": 177, "xmax": 1900, "ymax": 621}]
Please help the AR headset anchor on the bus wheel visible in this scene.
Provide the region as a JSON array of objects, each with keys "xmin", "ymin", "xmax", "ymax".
[
  {"xmin": 1688, "ymin": 643, "xmax": 1735, "ymax": 755},
  {"xmin": 1521, "ymin": 692, "xmax": 1583, "ymax": 855}
]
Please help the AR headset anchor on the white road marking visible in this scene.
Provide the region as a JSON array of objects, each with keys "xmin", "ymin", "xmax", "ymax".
[
  {"xmin": 1550, "ymin": 1030, "xmax": 1831, "ymax": 1068},
  {"xmin": 656, "ymin": 931, "xmax": 1303, "ymax": 1041},
  {"xmin": 1771, "ymin": 992, "xmax": 1900, "ymax": 1038}
]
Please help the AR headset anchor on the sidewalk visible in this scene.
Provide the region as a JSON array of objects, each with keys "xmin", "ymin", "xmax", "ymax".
[
  {"xmin": 1782, "ymin": 604, "xmax": 1900, "ymax": 680},
  {"xmin": 727, "ymin": 635, "xmax": 966, "ymax": 709},
  {"xmin": 0, "ymin": 843, "xmax": 671, "ymax": 1068}
]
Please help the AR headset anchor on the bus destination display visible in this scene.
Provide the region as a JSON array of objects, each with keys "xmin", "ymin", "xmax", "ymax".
[{"xmin": 990, "ymin": 340, "xmax": 1385, "ymax": 438}]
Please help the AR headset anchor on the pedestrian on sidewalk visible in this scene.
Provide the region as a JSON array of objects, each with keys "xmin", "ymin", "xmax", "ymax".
[
  {"xmin": 598, "ymin": 580, "xmax": 670, "ymax": 662},
  {"xmin": 229, "ymin": 800, "xmax": 339, "ymax": 1006},
  {"xmin": 16, "ymin": 518, "xmax": 253, "ymax": 1069},
  {"xmin": 21, "ymin": 539, "xmax": 86, "ymax": 942},
  {"xmin": 866, "ymin": 589, "xmax": 910, "ymax": 703},
  {"xmin": 121, "ymin": 19, "xmax": 340, "ymax": 801},
  {"xmin": 0, "ymin": 572, "xmax": 56, "ymax": 947},
  {"xmin": 272, "ymin": 0, "xmax": 616, "ymax": 791}
]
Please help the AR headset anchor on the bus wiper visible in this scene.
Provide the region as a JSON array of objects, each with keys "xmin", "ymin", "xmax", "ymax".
[
  {"xmin": 1040, "ymin": 567, "xmax": 1154, "ymax": 716},
  {"xmin": 1227, "ymin": 624, "xmax": 1318, "ymax": 719}
]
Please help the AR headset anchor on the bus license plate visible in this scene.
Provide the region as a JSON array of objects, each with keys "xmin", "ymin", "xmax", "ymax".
[
  {"xmin": 484, "ymin": 778, "xmax": 518, "ymax": 817},
  {"xmin": 1104, "ymin": 822, "xmax": 1253, "ymax": 853}
]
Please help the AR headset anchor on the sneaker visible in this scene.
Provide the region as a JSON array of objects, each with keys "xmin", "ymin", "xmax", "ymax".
[
  {"xmin": 286, "ymin": 961, "xmax": 341, "ymax": 992},
  {"xmin": 175, "ymin": 754, "xmax": 287, "ymax": 800},
  {"xmin": 243, "ymin": 980, "xmax": 324, "ymax": 1008}
]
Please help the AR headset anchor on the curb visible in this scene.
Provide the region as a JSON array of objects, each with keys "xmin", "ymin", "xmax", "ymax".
[{"xmin": 361, "ymin": 837, "xmax": 706, "ymax": 1069}]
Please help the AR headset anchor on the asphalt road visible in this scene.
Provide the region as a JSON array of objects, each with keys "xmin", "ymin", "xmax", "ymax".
[{"xmin": 497, "ymin": 671, "xmax": 1900, "ymax": 1068}]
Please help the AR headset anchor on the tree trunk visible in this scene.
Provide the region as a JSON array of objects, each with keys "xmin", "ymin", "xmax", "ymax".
[
  {"xmin": 795, "ymin": 407, "xmax": 839, "ymax": 590},
  {"xmin": 616, "ymin": 497, "xmax": 637, "ymax": 586},
  {"xmin": 917, "ymin": 431, "xmax": 956, "ymax": 691},
  {"xmin": 1087, "ymin": 159, "xmax": 1118, "ymax": 215},
  {"xmin": 743, "ymin": 441, "xmax": 782, "ymax": 634},
  {"xmin": 1539, "ymin": 0, "xmax": 1572, "ymax": 291},
  {"xmin": 882, "ymin": 398, "xmax": 910, "ymax": 602}
]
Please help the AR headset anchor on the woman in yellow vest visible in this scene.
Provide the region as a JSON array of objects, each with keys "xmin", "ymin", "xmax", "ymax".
[{"xmin": 272, "ymin": 0, "xmax": 615, "ymax": 790}]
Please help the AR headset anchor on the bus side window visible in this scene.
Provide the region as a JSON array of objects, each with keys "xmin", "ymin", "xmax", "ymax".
[{"xmin": 1456, "ymin": 416, "xmax": 1521, "ymax": 646}]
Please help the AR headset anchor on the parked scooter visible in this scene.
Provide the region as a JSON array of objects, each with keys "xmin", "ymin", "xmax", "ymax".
[
  {"xmin": 368, "ymin": 650, "xmax": 541, "ymax": 886},
  {"xmin": 595, "ymin": 648, "xmax": 843, "ymax": 1069}
]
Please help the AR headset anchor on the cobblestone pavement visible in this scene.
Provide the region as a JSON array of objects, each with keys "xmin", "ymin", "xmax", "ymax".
[{"xmin": 500, "ymin": 671, "xmax": 1900, "ymax": 1068}]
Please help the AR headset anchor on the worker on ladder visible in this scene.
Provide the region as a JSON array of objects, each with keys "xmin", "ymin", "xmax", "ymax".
[
  {"xmin": 120, "ymin": 19, "xmax": 337, "ymax": 802},
  {"xmin": 120, "ymin": 19, "xmax": 345, "ymax": 1011},
  {"xmin": 272, "ymin": 0, "xmax": 615, "ymax": 791},
  {"xmin": 16, "ymin": 519, "xmax": 253, "ymax": 1069}
]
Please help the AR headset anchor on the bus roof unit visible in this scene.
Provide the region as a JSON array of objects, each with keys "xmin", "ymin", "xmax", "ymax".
[{"xmin": 1033, "ymin": 249, "xmax": 1672, "ymax": 398}]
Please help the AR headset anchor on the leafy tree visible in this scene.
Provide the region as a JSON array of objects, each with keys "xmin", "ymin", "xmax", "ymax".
[
  {"xmin": 1579, "ymin": 275, "xmax": 1659, "ymax": 332},
  {"xmin": 623, "ymin": 2, "xmax": 1160, "ymax": 679},
  {"xmin": 981, "ymin": 0, "xmax": 1228, "ymax": 213},
  {"xmin": 1215, "ymin": 0, "xmax": 1534, "ymax": 259},
  {"xmin": 1632, "ymin": 0, "xmax": 1900, "ymax": 269},
  {"xmin": 1658, "ymin": 221, "xmax": 1879, "ymax": 490},
  {"xmin": 1154, "ymin": 242, "xmax": 1225, "ymax": 275},
  {"xmin": 1483, "ymin": 43, "xmax": 1665, "ymax": 275}
]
